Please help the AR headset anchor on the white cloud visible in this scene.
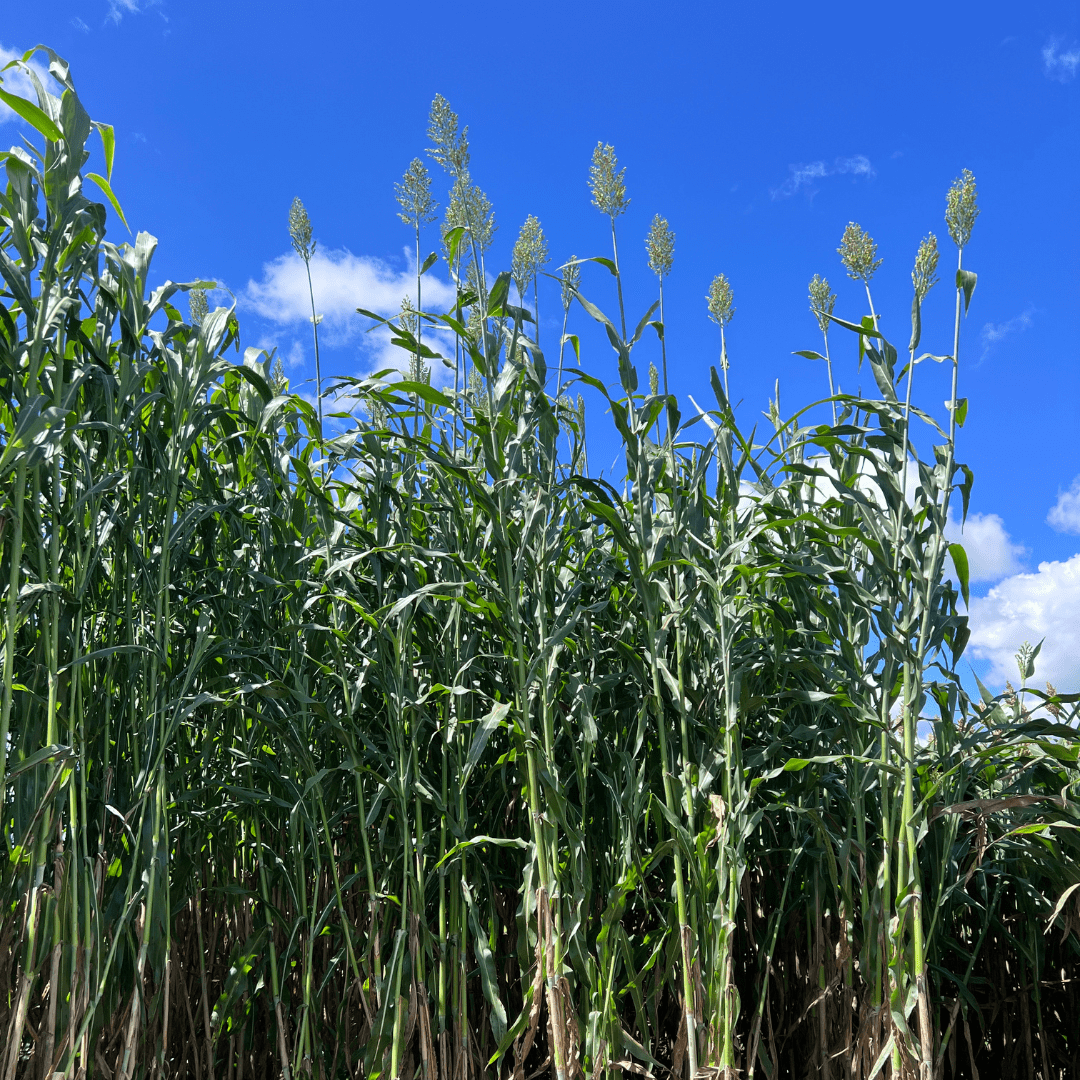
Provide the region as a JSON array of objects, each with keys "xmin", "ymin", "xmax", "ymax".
[
  {"xmin": 979, "ymin": 304, "xmax": 1034, "ymax": 361},
  {"xmin": 1043, "ymin": 37, "xmax": 1080, "ymax": 82},
  {"xmin": 771, "ymin": 155, "xmax": 875, "ymax": 199},
  {"xmin": 71, "ymin": 17, "xmax": 90, "ymax": 32},
  {"xmin": 244, "ymin": 247, "xmax": 459, "ymax": 383},
  {"xmin": 967, "ymin": 554, "xmax": 1080, "ymax": 690},
  {"xmin": 245, "ymin": 248, "xmax": 454, "ymax": 334},
  {"xmin": 0, "ymin": 46, "xmax": 57, "ymax": 125},
  {"xmin": 107, "ymin": 0, "xmax": 142, "ymax": 23},
  {"xmin": 945, "ymin": 509, "xmax": 1027, "ymax": 583},
  {"xmin": 1048, "ymin": 476, "xmax": 1080, "ymax": 534}
]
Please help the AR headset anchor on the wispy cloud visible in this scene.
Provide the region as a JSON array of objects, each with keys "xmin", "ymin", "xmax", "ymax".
[
  {"xmin": 107, "ymin": 0, "xmax": 143, "ymax": 23},
  {"xmin": 1043, "ymin": 37, "xmax": 1080, "ymax": 82},
  {"xmin": 71, "ymin": 17, "xmax": 91, "ymax": 32},
  {"xmin": 771, "ymin": 155, "xmax": 875, "ymax": 199},
  {"xmin": 979, "ymin": 304, "xmax": 1034, "ymax": 361},
  {"xmin": 1048, "ymin": 476, "xmax": 1080, "ymax": 535}
]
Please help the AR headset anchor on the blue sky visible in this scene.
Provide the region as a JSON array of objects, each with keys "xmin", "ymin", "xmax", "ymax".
[{"xmin": 2, "ymin": 1, "xmax": 1079, "ymax": 691}]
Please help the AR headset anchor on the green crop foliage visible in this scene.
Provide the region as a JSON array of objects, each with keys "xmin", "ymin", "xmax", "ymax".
[{"xmin": 1, "ymin": 50, "xmax": 1078, "ymax": 1080}]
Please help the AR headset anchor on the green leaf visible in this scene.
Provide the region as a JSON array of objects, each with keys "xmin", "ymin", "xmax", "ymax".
[
  {"xmin": 86, "ymin": 172, "xmax": 129, "ymax": 231},
  {"xmin": 793, "ymin": 350, "xmax": 826, "ymax": 361},
  {"xmin": 954, "ymin": 396, "xmax": 968, "ymax": 427},
  {"xmin": 561, "ymin": 333, "xmax": 580, "ymax": 364},
  {"xmin": 1046, "ymin": 882, "xmax": 1080, "ymax": 930},
  {"xmin": 583, "ymin": 255, "xmax": 618, "ymax": 276},
  {"xmin": 420, "ymin": 250, "xmax": 438, "ymax": 275},
  {"xmin": 486, "ymin": 270, "xmax": 511, "ymax": 315},
  {"xmin": 629, "ymin": 300, "xmax": 659, "ymax": 347},
  {"xmin": 0, "ymin": 87, "xmax": 63, "ymax": 143},
  {"xmin": 94, "ymin": 121, "xmax": 115, "ymax": 180},
  {"xmin": 462, "ymin": 878, "xmax": 508, "ymax": 1043},
  {"xmin": 826, "ymin": 312, "xmax": 882, "ymax": 339},
  {"xmin": 948, "ymin": 543, "xmax": 970, "ymax": 606},
  {"xmin": 443, "ymin": 225, "xmax": 466, "ymax": 267},
  {"xmin": 958, "ymin": 463, "xmax": 974, "ymax": 523},
  {"xmin": 462, "ymin": 702, "xmax": 510, "ymax": 785},
  {"xmin": 5, "ymin": 743, "xmax": 72, "ymax": 782},
  {"xmin": 956, "ymin": 269, "xmax": 977, "ymax": 313},
  {"xmin": 394, "ymin": 379, "xmax": 452, "ymax": 408},
  {"xmin": 867, "ymin": 1035, "xmax": 895, "ymax": 1080}
]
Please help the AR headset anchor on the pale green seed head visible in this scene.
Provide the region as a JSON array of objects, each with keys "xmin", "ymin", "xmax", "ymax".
[
  {"xmin": 189, "ymin": 287, "xmax": 208, "ymax": 328},
  {"xmin": 648, "ymin": 362, "xmax": 659, "ymax": 395},
  {"xmin": 837, "ymin": 222, "xmax": 882, "ymax": 284},
  {"xmin": 399, "ymin": 294, "xmax": 418, "ymax": 338},
  {"xmin": 945, "ymin": 168, "xmax": 979, "ymax": 250},
  {"xmin": 808, "ymin": 273, "xmax": 836, "ymax": 334},
  {"xmin": 911, "ymin": 233, "xmax": 940, "ymax": 303},
  {"xmin": 645, "ymin": 214, "xmax": 674, "ymax": 279},
  {"xmin": 511, "ymin": 215, "xmax": 549, "ymax": 299},
  {"xmin": 395, "ymin": 158, "xmax": 438, "ymax": 230},
  {"xmin": 1015, "ymin": 640, "xmax": 1036, "ymax": 684},
  {"xmin": 442, "ymin": 173, "xmax": 496, "ymax": 255},
  {"xmin": 427, "ymin": 94, "xmax": 470, "ymax": 177},
  {"xmin": 707, "ymin": 273, "xmax": 735, "ymax": 328},
  {"xmin": 589, "ymin": 142, "xmax": 629, "ymax": 219},
  {"xmin": 368, "ymin": 396, "xmax": 387, "ymax": 428},
  {"xmin": 289, "ymin": 197, "xmax": 315, "ymax": 262},
  {"xmin": 560, "ymin": 257, "xmax": 581, "ymax": 314},
  {"xmin": 467, "ymin": 363, "xmax": 485, "ymax": 408},
  {"xmin": 270, "ymin": 354, "xmax": 287, "ymax": 390}
]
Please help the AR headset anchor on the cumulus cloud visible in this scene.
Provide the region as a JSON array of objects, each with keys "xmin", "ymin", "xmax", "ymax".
[
  {"xmin": 771, "ymin": 155, "xmax": 875, "ymax": 199},
  {"xmin": 0, "ymin": 46, "xmax": 57, "ymax": 124},
  {"xmin": 979, "ymin": 305, "xmax": 1034, "ymax": 361},
  {"xmin": 945, "ymin": 509, "xmax": 1027, "ymax": 583},
  {"xmin": 246, "ymin": 248, "xmax": 454, "ymax": 334},
  {"xmin": 1048, "ymin": 476, "xmax": 1080, "ymax": 534},
  {"xmin": 967, "ymin": 555, "xmax": 1080, "ymax": 690},
  {"xmin": 244, "ymin": 247, "xmax": 459, "ymax": 381},
  {"xmin": 1043, "ymin": 37, "xmax": 1080, "ymax": 82}
]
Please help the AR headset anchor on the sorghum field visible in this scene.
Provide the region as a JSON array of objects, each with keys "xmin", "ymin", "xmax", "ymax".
[{"xmin": 1, "ymin": 48, "xmax": 1078, "ymax": 1080}]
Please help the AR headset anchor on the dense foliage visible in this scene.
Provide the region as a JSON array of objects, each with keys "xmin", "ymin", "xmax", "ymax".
[{"xmin": 1, "ymin": 49, "xmax": 1078, "ymax": 1080}]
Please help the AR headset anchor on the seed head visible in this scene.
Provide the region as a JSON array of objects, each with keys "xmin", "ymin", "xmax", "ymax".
[
  {"xmin": 1015, "ymin": 640, "xmax": 1036, "ymax": 683},
  {"xmin": 1045, "ymin": 683, "xmax": 1063, "ymax": 719},
  {"xmin": 511, "ymin": 215, "xmax": 549, "ymax": 300},
  {"xmin": 289, "ymin": 197, "xmax": 315, "ymax": 262},
  {"xmin": 648, "ymin": 362, "xmax": 659, "ymax": 395},
  {"xmin": 645, "ymin": 214, "xmax": 674, "ymax": 279},
  {"xmin": 589, "ymin": 142, "xmax": 628, "ymax": 219},
  {"xmin": 808, "ymin": 274, "xmax": 836, "ymax": 334},
  {"xmin": 270, "ymin": 355, "xmax": 287, "ymax": 392},
  {"xmin": 837, "ymin": 222, "xmax": 882, "ymax": 284},
  {"xmin": 443, "ymin": 173, "xmax": 496, "ymax": 255},
  {"xmin": 911, "ymin": 233, "xmax": 940, "ymax": 303},
  {"xmin": 399, "ymin": 294, "xmax": 418, "ymax": 338},
  {"xmin": 945, "ymin": 168, "xmax": 979, "ymax": 250},
  {"xmin": 560, "ymin": 257, "xmax": 581, "ymax": 314},
  {"xmin": 427, "ymin": 94, "xmax": 469, "ymax": 177},
  {"xmin": 189, "ymin": 287, "xmax": 209, "ymax": 328},
  {"xmin": 395, "ymin": 158, "xmax": 438, "ymax": 230},
  {"xmin": 707, "ymin": 273, "xmax": 735, "ymax": 328}
]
